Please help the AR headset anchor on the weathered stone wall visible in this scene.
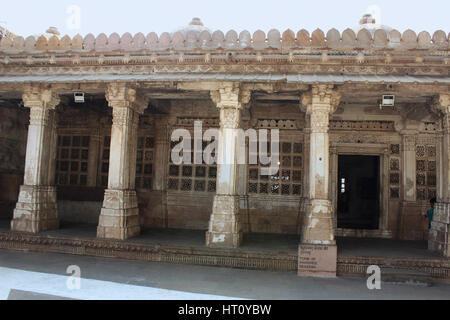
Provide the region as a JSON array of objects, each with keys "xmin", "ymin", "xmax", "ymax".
[{"xmin": 0, "ymin": 105, "xmax": 28, "ymax": 219}]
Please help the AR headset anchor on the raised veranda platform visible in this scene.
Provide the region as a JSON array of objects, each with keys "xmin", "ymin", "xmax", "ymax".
[{"xmin": 0, "ymin": 219, "xmax": 449, "ymax": 281}]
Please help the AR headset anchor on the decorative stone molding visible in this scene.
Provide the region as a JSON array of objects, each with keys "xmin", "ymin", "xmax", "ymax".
[
  {"xmin": 210, "ymin": 83, "xmax": 250, "ymax": 129},
  {"xmin": 22, "ymin": 85, "xmax": 60, "ymax": 110},
  {"xmin": 301, "ymin": 85, "xmax": 341, "ymax": 133},
  {"xmin": 1, "ymin": 28, "xmax": 448, "ymax": 53},
  {"xmin": 330, "ymin": 120, "xmax": 395, "ymax": 131},
  {"xmin": 105, "ymin": 83, "xmax": 149, "ymax": 115}
]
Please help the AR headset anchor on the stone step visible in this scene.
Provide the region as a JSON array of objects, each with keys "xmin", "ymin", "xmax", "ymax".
[{"xmin": 381, "ymin": 267, "xmax": 434, "ymax": 287}]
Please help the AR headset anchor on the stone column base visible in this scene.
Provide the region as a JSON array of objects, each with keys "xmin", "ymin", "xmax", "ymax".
[
  {"xmin": 97, "ymin": 190, "xmax": 141, "ymax": 240},
  {"xmin": 429, "ymin": 201, "xmax": 450, "ymax": 257},
  {"xmin": 298, "ymin": 243, "xmax": 337, "ymax": 278},
  {"xmin": 206, "ymin": 195, "xmax": 242, "ymax": 248},
  {"xmin": 11, "ymin": 185, "xmax": 59, "ymax": 233},
  {"xmin": 301, "ymin": 199, "xmax": 335, "ymax": 244}
]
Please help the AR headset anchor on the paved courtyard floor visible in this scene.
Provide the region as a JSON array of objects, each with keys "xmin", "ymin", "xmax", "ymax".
[
  {"xmin": 0, "ymin": 219, "xmax": 442, "ymax": 259},
  {"xmin": 0, "ymin": 249, "xmax": 449, "ymax": 300}
]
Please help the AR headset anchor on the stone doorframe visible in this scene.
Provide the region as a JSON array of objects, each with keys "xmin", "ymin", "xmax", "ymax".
[{"xmin": 330, "ymin": 143, "xmax": 392, "ymax": 238}]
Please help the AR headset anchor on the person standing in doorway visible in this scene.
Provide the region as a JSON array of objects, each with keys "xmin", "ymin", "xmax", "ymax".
[{"xmin": 425, "ymin": 198, "xmax": 436, "ymax": 230}]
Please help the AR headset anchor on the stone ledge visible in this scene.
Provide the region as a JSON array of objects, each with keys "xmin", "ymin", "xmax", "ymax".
[{"xmin": 0, "ymin": 231, "xmax": 449, "ymax": 280}]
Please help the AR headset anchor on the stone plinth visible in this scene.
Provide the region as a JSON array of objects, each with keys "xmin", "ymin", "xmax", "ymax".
[
  {"xmin": 429, "ymin": 201, "xmax": 450, "ymax": 257},
  {"xmin": 11, "ymin": 186, "xmax": 59, "ymax": 233},
  {"xmin": 301, "ymin": 199, "xmax": 335, "ymax": 243},
  {"xmin": 97, "ymin": 190, "xmax": 140, "ymax": 240},
  {"xmin": 298, "ymin": 244, "xmax": 337, "ymax": 278},
  {"xmin": 206, "ymin": 195, "xmax": 243, "ymax": 248}
]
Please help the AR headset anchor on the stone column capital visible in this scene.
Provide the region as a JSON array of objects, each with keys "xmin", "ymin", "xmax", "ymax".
[
  {"xmin": 211, "ymin": 83, "xmax": 249, "ymax": 129},
  {"xmin": 210, "ymin": 83, "xmax": 251, "ymax": 110},
  {"xmin": 400, "ymin": 132, "xmax": 417, "ymax": 152},
  {"xmin": 432, "ymin": 93, "xmax": 450, "ymax": 114},
  {"xmin": 300, "ymin": 85, "xmax": 342, "ymax": 115},
  {"xmin": 22, "ymin": 85, "xmax": 60, "ymax": 110},
  {"xmin": 105, "ymin": 83, "xmax": 149, "ymax": 114}
]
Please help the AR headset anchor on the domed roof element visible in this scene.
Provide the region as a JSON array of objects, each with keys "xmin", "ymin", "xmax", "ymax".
[
  {"xmin": 354, "ymin": 14, "xmax": 393, "ymax": 36},
  {"xmin": 173, "ymin": 18, "xmax": 211, "ymax": 36}
]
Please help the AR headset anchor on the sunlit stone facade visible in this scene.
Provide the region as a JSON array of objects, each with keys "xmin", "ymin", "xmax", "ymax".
[{"xmin": 0, "ymin": 17, "xmax": 448, "ymax": 276}]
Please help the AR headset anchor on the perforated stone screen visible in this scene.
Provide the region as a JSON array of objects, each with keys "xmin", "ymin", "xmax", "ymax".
[{"xmin": 55, "ymin": 135, "xmax": 90, "ymax": 186}]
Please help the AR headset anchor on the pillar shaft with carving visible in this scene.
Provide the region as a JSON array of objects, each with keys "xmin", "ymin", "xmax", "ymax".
[
  {"xmin": 430, "ymin": 93, "xmax": 450, "ymax": 257},
  {"xmin": 97, "ymin": 83, "xmax": 148, "ymax": 240},
  {"xmin": 206, "ymin": 84, "xmax": 250, "ymax": 248},
  {"xmin": 301, "ymin": 85, "xmax": 341, "ymax": 245},
  {"xmin": 152, "ymin": 114, "xmax": 169, "ymax": 228},
  {"xmin": 298, "ymin": 85, "xmax": 341, "ymax": 278},
  {"xmin": 11, "ymin": 85, "xmax": 60, "ymax": 233}
]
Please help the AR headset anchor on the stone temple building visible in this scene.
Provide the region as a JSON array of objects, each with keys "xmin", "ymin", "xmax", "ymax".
[{"xmin": 0, "ymin": 16, "xmax": 449, "ymax": 278}]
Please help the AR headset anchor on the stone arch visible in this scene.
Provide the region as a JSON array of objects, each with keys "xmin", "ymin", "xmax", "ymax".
[
  {"xmin": 59, "ymin": 35, "xmax": 71, "ymax": 50},
  {"xmin": 24, "ymin": 36, "xmax": 36, "ymax": 50},
  {"xmin": 132, "ymin": 33, "xmax": 146, "ymax": 49},
  {"xmin": 146, "ymin": 32, "xmax": 159, "ymax": 49},
  {"xmin": 253, "ymin": 30, "xmax": 267, "ymax": 49},
  {"xmin": 342, "ymin": 29, "xmax": 356, "ymax": 47},
  {"xmin": 83, "ymin": 34, "xmax": 95, "ymax": 50},
  {"xmin": 199, "ymin": 30, "xmax": 212, "ymax": 48},
  {"xmin": 311, "ymin": 29, "xmax": 325, "ymax": 47},
  {"xmin": 211, "ymin": 30, "xmax": 225, "ymax": 48},
  {"xmin": 47, "ymin": 35, "xmax": 60, "ymax": 50},
  {"xmin": 373, "ymin": 29, "xmax": 387, "ymax": 47},
  {"xmin": 432, "ymin": 30, "xmax": 447, "ymax": 46},
  {"xmin": 13, "ymin": 36, "xmax": 25, "ymax": 50},
  {"xmin": 158, "ymin": 32, "xmax": 171, "ymax": 49},
  {"xmin": 120, "ymin": 33, "xmax": 133, "ymax": 50},
  {"xmin": 326, "ymin": 28, "xmax": 341, "ymax": 48},
  {"xmin": 171, "ymin": 31, "xmax": 185, "ymax": 49},
  {"xmin": 95, "ymin": 33, "xmax": 108, "ymax": 50},
  {"xmin": 388, "ymin": 29, "xmax": 401, "ymax": 47},
  {"xmin": 72, "ymin": 34, "xmax": 83, "ymax": 50},
  {"xmin": 401, "ymin": 29, "xmax": 417, "ymax": 48},
  {"xmin": 297, "ymin": 29, "xmax": 310, "ymax": 46},
  {"xmin": 225, "ymin": 30, "xmax": 238, "ymax": 49},
  {"xmin": 267, "ymin": 29, "xmax": 281, "ymax": 49},
  {"xmin": 108, "ymin": 33, "xmax": 121, "ymax": 50},
  {"xmin": 282, "ymin": 29, "xmax": 296, "ymax": 48},
  {"xmin": 239, "ymin": 30, "xmax": 251, "ymax": 48},
  {"xmin": 357, "ymin": 29, "xmax": 372, "ymax": 48},
  {"xmin": 417, "ymin": 31, "xmax": 431, "ymax": 48},
  {"xmin": 186, "ymin": 30, "xmax": 198, "ymax": 48}
]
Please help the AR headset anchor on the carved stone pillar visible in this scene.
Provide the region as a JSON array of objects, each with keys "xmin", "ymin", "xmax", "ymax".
[
  {"xmin": 152, "ymin": 114, "xmax": 169, "ymax": 228},
  {"xmin": 87, "ymin": 130, "xmax": 101, "ymax": 187},
  {"xmin": 206, "ymin": 83, "xmax": 250, "ymax": 248},
  {"xmin": 153, "ymin": 114, "xmax": 169, "ymax": 192},
  {"xmin": 398, "ymin": 130, "xmax": 420, "ymax": 239},
  {"xmin": 298, "ymin": 85, "xmax": 341, "ymax": 278},
  {"xmin": 430, "ymin": 93, "xmax": 450, "ymax": 257},
  {"xmin": 97, "ymin": 83, "xmax": 148, "ymax": 240},
  {"xmin": 11, "ymin": 85, "xmax": 60, "ymax": 233}
]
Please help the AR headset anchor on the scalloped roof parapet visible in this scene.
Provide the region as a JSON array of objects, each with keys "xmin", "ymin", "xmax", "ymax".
[{"xmin": 0, "ymin": 28, "xmax": 449, "ymax": 53}]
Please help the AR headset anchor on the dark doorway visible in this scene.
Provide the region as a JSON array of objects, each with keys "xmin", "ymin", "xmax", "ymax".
[{"xmin": 337, "ymin": 155, "xmax": 380, "ymax": 230}]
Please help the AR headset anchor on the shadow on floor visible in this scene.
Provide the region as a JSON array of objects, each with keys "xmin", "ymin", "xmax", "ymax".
[{"xmin": 0, "ymin": 219, "xmax": 443, "ymax": 259}]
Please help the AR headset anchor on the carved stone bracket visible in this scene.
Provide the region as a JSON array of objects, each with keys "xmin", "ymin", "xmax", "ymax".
[{"xmin": 301, "ymin": 85, "xmax": 341, "ymax": 133}]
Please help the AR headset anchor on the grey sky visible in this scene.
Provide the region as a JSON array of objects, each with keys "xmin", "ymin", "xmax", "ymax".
[{"xmin": 1, "ymin": 0, "xmax": 449, "ymax": 37}]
